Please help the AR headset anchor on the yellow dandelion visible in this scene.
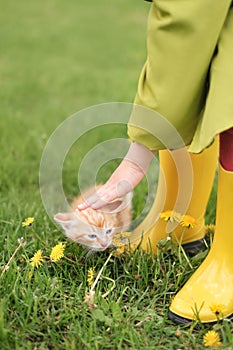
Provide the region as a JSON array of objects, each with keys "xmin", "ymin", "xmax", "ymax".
[
  {"xmin": 203, "ymin": 330, "xmax": 221, "ymax": 347},
  {"xmin": 22, "ymin": 217, "xmax": 34, "ymax": 227},
  {"xmin": 50, "ymin": 242, "xmax": 66, "ymax": 262},
  {"xmin": 160, "ymin": 211, "xmax": 182, "ymax": 223},
  {"xmin": 112, "ymin": 236, "xmax": 124, "ymax": 248},
  {"xmin": 113, "ymin": 245, "xmax": 125, "ymax": 257},
  {"xmin": 175, "ymin": 329, "xmax": 182, "ymax": 338},
  {"xmin": 113, "ymin": 232, "xmax": 131, "ymax": 245},
  {"xmin": 127, "ymin": 243, "xmax": 138, "ymax": 253},
  {"xmin": 180, "ymin": 215, "xmax": 197, "ymax": 228},
  {"xmin": 209, "ymin": 303, "xmax": 225, "ymax": 317},
  {"xmin": 87, "ymin": 268, "xmax": 95, "ymax": 287},
  {"xmin": 111, "ymin": 239, "xmax": 125, "ymax": 256},
  {"xmin": 205, "ymin": 224, "xmax": 215, "ymax": 235},
  {"xmin": 118, "ymin": 232, "xmax": 131, "ymax": 238},
  {"xmin": 30, "ymin": 249, "xmax": 43, "ymax": 268}
]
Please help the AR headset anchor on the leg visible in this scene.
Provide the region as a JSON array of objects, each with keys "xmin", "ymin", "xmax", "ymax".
[
  {"xmin": 130, "ymin": 139, "xmax": 218, "ymax": 255},
  {"xmin": 169, "ymin": 5, "xmax": 233, "ymax": 322},
  {"xmin": 169, "ymin": 145, "xmax": 233, "ymax": 323},
  {"xmin": 220, "ymin": 128, "xmax": 233, "ymax": 171}
]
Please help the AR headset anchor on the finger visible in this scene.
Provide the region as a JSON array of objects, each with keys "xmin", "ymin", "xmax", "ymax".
[
  {"xmin": 90, "ymin": 185, "xmax": 131, "ymax": 210},
  {"xmin": 77, "ymin": 202, "xmax": 89, "ymax": 211},
  {"xmin": 88, "ymin": 197, "xmax": 112, "ymax": 210},
  {"xmin": 77, "ymin": 179, "xmax": 133, "ymax": 211},
  {"xmin": 77, "ymin": 193, "xmax": 101, "ymax": 210},
  {"xmin": 77, "ymin": 187, "xmax": 110, "ymax": 210},
  {"xmin": 77, "ymin": 185, "xmax": 120, "ymax": 211}
]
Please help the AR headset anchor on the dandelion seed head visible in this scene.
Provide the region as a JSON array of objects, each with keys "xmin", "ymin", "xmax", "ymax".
[
  {"xmin": 84, "ymin": 291, "xmax": 96, "ymax": 309},
  {"xmin": 17, "ymin": 237, "xmax": 26, "ymax": 246}
]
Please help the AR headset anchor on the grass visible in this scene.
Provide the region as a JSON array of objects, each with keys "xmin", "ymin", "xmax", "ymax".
[{"xmin": 0, "ymin": 0, "xmax": 232, "ymax": 349}]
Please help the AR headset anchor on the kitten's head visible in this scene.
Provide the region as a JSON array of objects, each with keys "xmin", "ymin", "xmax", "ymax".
[{"xmin": 54, "ymin": 193, "xmax": 132, "ymax": 252}]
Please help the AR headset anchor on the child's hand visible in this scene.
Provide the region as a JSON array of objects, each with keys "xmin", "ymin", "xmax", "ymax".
[{"xmin": 77, "ymin": 142, "xmax": 156, "ymax": 210}]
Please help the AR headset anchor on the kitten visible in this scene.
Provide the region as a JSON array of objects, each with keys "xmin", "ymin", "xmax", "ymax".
[{"xmin": 54, "ymin": 185, "xmax": 132, "ymax": 252}]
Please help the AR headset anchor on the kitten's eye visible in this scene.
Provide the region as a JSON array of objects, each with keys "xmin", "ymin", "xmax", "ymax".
[
  {"xmin": 106, "ymin": 229, "xmax": 112, "ymax": 235},
  {"xmin": 88, "ymin": 234, "xmax": 97, "ymax": 239}
]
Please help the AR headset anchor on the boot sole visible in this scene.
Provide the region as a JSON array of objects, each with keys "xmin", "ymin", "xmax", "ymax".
[
  {"xmin": 181, "ymin": 238, "xmax": 206, "ymax": 257},
  {"xmin": 169, "ymin": 238, "xmax": 205, "ymax": 326},
  {"xmin": 168, "ymin": 310, "xmax": 194, "ymax": 325},
  {"xmin": 168, "ymin": 309, "xmax": 233, "ymax": 325},
  {"xmin": 170, "ymin": 239, "xmax": 233, "ymax": 325}
]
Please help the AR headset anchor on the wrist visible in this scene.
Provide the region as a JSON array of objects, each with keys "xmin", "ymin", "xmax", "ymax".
[{"xmin": 125, "ymin": 141, "xmax": 155, "ymax": 174}]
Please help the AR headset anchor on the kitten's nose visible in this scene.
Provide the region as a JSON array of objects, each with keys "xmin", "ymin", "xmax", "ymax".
[{"xmin": 99, "ymin": 241, "xmax": 108, "ymax": 248}]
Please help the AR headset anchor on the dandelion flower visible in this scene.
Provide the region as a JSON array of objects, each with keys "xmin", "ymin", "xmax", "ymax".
[
  {"xmin": 205, "ymin": 224, "xmax": 215, "ymax": 235},
  {"xmin": 180, "ymin": 215, "xmax": 197, "ymax": 228},
  {"xmin": 160, "ymin": 211, "xmax": 182, "ymax": 223},
  {"xmin": 112, "ymin": 237, "xmax": 123, "ymax": 247},
  {"xmin": 112, "ymin": 237, "xmax": 125, "ymax": 257},
  {"xmin": 203, "ymin": 330, "xmax": 221, "ymax": 347},
  {"xmin": 118, "ymin": 232, "xmax": 131, "ymax": 238},
  {"xmin": 128, "ymin": 243, "xmax": 138, "ymax": 253},
  {"xmin": 50, "ymin": 242, "xmax": 66, "ymax": 262},
  {"xmin": 87, "ymin": 268, "xmax": 95, "ymax": 287},
  {"xmin": 113, "ymin": 245, "xmax": 125, "ymax": 257},
  {"xmin": 175, "ymin": 329, "xmax": 182, "ymax": 338},
  {"xmin": 209, "ymin": 303, "xmax": 225, "ymax": 317},
  {"xmin": 113, "ymin": 232, "xmax": 131, "ymax": 245},
  {"xmin": 22, "ymin": 217, "xmax": 34, "ymax": 227},
  {"xmin": 30, "ymin": 249, "xmax": 43, "ymax": 267}
]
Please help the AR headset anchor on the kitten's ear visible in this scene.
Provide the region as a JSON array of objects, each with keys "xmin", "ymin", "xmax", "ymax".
[{"xmin": 54, "ymin": 212, "xmax": 76, "ymax": 231}]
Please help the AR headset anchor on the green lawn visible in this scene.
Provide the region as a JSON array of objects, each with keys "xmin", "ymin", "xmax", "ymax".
[{"xmin": 0, "ymin": 0, "xmax": 232, "ymax": 349}]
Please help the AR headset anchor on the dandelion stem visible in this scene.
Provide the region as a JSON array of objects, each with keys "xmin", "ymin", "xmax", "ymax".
[
  {"xmin": 176, "ymin": 229, "xmax": 193, "ymax": 269},
  {"xmin": 101, "ymin": 276, "xmax": 116, "ymax": 298},
  {"xmin": 117, "ymin": 286, "xmax": 129, "ymax": 304},
  {"xmin": 63, "ymin": 256, "xmax": 85, "ymax": 266},
  {"xmin": 179, "ymin": 245, "xmax": 193, "ymax": 269},
  {"xmin": 90, "ymin": 252, "xmax": 113, "ymax": 292},
  {"xmin": 1, "ymin": 238, "xmax": 25, "ymax": 278}
]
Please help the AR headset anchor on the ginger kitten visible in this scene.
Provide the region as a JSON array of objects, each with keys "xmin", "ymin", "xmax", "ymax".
[{"xmin": 54, "ymin": 186, "xmax": 132, "ymax": 252}]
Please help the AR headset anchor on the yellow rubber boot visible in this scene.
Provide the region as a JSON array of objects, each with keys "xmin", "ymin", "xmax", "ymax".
[
  {"xmin": 169, "ymin": 164, "xmax": 233, "ymax": 323},
  {"xmin": 130, "ymin": 139, "xmax": 218, "ymax": 254}
]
